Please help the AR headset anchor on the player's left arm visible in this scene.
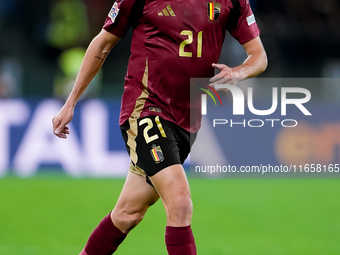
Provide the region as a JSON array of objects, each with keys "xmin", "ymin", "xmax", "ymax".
[{"xmin": 210, "ymin": 36, "xmax": 267, "ymax": 85}]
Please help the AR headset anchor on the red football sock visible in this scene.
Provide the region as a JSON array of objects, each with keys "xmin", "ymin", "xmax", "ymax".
[
  {"xmin": 80, "ymin": 213, "xmax": 127, "ymax": 255},
  {"xmin": 165, "ymin": 225, "xmax": 197, "ymax": 255}
]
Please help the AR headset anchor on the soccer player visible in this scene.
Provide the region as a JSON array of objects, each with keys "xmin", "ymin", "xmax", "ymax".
[{"xmin": 52, "ymin": 0, "xmax": 267, "ymax": 254}]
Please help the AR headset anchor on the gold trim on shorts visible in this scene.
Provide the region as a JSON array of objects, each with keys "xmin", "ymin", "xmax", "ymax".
[{"xmin": 129, "ymin": 162, "xmax": 147, "ymax": 178}]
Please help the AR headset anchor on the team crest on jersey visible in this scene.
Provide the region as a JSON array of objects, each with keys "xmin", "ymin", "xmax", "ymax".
[
  {"xmin": 108, "ymin": 2, "xmax": 120, "ymax": 23},
  {"xmin": 150, "ymin": 145, "xmax": 164, "ymax": 164},
  {"xmin": 207, "ymin": 2, "xmax": 221, "ymax": 21}
]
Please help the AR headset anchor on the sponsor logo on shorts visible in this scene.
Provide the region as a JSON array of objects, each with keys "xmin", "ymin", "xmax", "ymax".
[
  {"xmin": 150, "ymin": 144, "xmax": 164, "ymax": 163},
  {"xmin": 109, "ymin": 2, "xmax": 120, "ymax": 23}
]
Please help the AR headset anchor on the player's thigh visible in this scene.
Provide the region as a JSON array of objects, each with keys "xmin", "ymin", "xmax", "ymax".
[
  {"xmin": 112, "ymin": 171, "xmax": 159, "ymax": 216},
  {"xmin": 149, "ymin": 164, "xmax": 192, "ymax": 216}
]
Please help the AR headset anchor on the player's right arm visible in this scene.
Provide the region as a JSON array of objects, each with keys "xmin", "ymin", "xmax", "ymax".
[{"xmin": 52, "ymin": 29, "xmax": 120, "ymax": 139}]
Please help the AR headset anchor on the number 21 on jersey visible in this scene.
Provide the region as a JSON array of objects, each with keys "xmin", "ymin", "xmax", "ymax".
[{"xmin": 179, "ymin": 30, "xmax": 203, "ymax": 58}]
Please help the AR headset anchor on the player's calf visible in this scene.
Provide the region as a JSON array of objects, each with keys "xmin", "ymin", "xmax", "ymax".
[
  {"xmin": 79, "ymin": 171, "xmax": 159, "ymax": 255},
  {"xmin": 81, "ymin": 213, "xmax": 126, "ymax": 255},
  {"xmin": 80, "ymin": 210, "xmax": 147, "ymax": 255},
  {"xmin": 165, "ymin": 225, "xmax": 196, "ymax": 255}
]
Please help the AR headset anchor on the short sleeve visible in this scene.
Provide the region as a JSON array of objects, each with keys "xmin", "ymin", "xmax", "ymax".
[
  {"xmin": 227, "ymin": 0, "xmax": 260, "ymax": 45},
  {"xmin": 103, "ymin": 0, "xmax": 144, "ymax": 38}
]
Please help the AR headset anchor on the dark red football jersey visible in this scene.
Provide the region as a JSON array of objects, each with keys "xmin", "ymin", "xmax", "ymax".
[{"xmin": 103, "ymin": 0, "xmax": 260, "ymax": 132}]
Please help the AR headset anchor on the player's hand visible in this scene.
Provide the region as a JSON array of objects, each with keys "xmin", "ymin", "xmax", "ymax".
[
  {"xmin": 52, "ymin": 105, "xmax": 74, "ymax": 139},
  {"xmin": 210, "ymin": 63, "xmax": 244, "ymax": 92}
]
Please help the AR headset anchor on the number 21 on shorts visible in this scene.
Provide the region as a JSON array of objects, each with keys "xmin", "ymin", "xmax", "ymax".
[{"xmin": 139, "ymin": 116, "xmax": 167, "ymax": 144}]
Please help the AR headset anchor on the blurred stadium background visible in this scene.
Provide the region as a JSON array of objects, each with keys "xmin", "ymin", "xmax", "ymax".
[{"xmin": 1, "ymin": 0, "xmax": 340, "ymax": 254}]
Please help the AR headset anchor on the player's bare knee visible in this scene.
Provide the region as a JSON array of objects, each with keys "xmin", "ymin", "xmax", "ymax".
[
  {"xmin": 174, "ymin": 197, "xmax": 193, "ymax": 216},
  {"xmin": 111, "ymin": 208, "xmax": 145, "ymax": 232},
  {"xmin": 166, "ymin": 196, "xmax": 193, "ymax": 224},
  {"xmin": 124, "ymin": 211, "xmax": 144, "ymax": 229}
]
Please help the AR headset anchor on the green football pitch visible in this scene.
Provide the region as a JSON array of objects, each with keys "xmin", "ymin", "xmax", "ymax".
[{"xmin": 1, "ymin": 175, "xmax": 340, "ymax": 255}]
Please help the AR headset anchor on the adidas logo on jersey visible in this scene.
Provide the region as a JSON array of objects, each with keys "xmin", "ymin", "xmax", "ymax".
[{"xmin": 158, "ymin": 5, "xmax": 176, "ymax": 16}]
